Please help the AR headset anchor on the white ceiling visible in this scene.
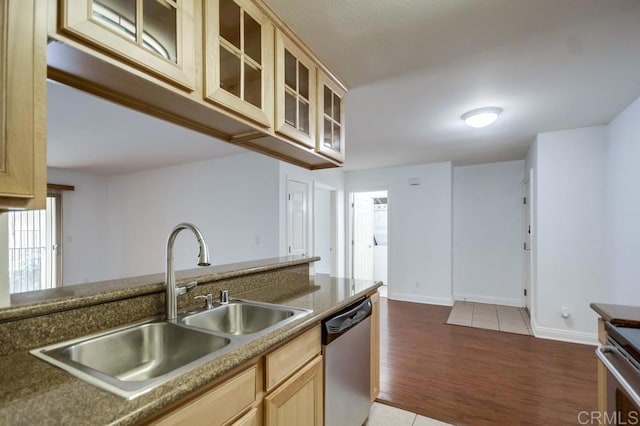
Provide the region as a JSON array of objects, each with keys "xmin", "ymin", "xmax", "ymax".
[
  {"xmin": 264, "ymin": 0, "xmax": 640, "ymax": 169},
  {"xmin": 47, "ymin": 81, "xmax": 245, "ymax": 176},
  {"xmin": 48, "ymin": 1, "xmax": 640, "ymax": 174}
]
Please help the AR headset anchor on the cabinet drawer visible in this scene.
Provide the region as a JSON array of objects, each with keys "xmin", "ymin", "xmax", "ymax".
[
  {"xmin": 153, "ymin": 366, "xmax": 256, "ymax": 426},
  {"xmin": 265, "ymin": 325, "xmax": 321, "ymax": 391}
]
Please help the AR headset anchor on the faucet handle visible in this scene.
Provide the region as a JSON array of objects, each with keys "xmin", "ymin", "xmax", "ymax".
[
  {"xmin": 220, "ymin": 290, "xmax": 230, "ymax": 304},
  {"xmin": 176, "ymin": 281, "xmax": 198, "ymax": 296},
  {"xmin": 195, "ymin": 294, "xmax": 214, "ymax": 309}
]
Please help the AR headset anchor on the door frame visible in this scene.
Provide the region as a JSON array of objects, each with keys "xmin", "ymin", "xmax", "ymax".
[
  {"xmin": 522, "ymin": 176, "xmax": 531, "ymax": 310},
  {"xmin": 286, "ymin": 177, "xmax": 309, "ymax": 257},
  {"xmin": 313, "ymin": 182, "xmax": 337, "ymax": 276},
  {"xmin": 527, "ymin": 168, "xmax": 536, "ymax": 323},
  {"xmin": 0, "ymin": 213, "xmax": 9, "ymax": 305},
  {"xmin": 352, "ymin": 192, "xmax": 374, "ymax": 280}
]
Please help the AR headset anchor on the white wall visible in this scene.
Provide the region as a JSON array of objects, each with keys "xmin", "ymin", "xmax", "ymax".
[
  {"xmin": 530, "ymin": 127, "xmax": 607, "ymax": 343},
  {"xmin": 453, "ymin": 161, "xmax": 525, "ymax": 306},
  {"xmin": 37, "ymin": 153, "xmax": 347, "ymax": 286},
  {"xmin": 313, "ymin": 187, "xmax": 332, "ymax": 274},
  {"xmin": 48, "ymin": 167, "xmax": 110, "ymax": 285},
  {"xmin": 605, "ymin": 96, "xmax": 640, "ymax": 306},
  {"xmin": 346, "ymin": 162, "xmax": 453, "ymax": 305},
  {"xmin": 107, "ymin": 153, "xmax": 280, "ymax": 278},
  {"xmin": 278, "ymin": 162, "xmax": 346, "ymax": 278}
]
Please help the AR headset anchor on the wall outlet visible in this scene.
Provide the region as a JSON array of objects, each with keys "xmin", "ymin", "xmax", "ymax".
[{"xmin": 415, "ymin": 281, "xmax": 421, "ymax": 288}]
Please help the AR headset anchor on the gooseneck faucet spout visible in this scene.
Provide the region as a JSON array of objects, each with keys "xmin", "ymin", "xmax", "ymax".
[{"xmin": 165, "ymin": 223, "xmax": 210, "ymax": 321}]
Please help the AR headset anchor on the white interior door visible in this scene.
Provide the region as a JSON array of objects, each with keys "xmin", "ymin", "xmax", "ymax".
[
  {"xmin": 353, "ymin": 193, "xmax": 374, "ymax": 280},
  {"xmin": 287, "ymin": 179, "xmax": 307, "ymax": 257},
  {"xmin": 314, "ymin": 187, "xmax": 334, "ymax": 275}
]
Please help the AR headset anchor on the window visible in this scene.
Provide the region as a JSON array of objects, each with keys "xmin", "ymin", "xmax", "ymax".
[{"xmin": 7, "ymin": 191, "xmax": 62, "ymax": 294}]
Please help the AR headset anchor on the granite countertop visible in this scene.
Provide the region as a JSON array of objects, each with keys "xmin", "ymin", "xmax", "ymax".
[
  {"xmin": 590, "ymin": 303, "xmax": 640, "ymax": 327},
  {"xmin": 1, "ymin": 256, "xmax": 317, "ymax": 322},
  {"xmin": 0, "ymin": 275, "xmax": 381, "ymax": 425}
]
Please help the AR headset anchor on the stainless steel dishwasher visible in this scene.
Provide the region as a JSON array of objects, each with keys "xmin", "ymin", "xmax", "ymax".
[{"xmin": 322, "ymin": 297, "xmax": 372, "ymax": 426}]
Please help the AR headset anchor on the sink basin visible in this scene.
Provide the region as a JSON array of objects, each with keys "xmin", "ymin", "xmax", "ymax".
[
  {"xmin": 179, "ymin": 300, "xmax": 311, "ymax": 336},
  {"xmin": 31, "ymin": 321, "xmax": 234, "ymax": 399},
  {"xmin": 31, "ymin": 300, "xmax": 311, "ymax": 399}
]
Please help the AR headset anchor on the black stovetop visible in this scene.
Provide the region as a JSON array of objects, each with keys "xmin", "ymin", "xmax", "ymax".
[{"xmin": 606, "ymin": 322, "xmax": 640, "ymax": 364}]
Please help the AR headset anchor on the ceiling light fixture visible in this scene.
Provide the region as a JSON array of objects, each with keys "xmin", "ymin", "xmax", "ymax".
[{"xmin": 461, "ymin": 107, "xmax": 503, "ymax": 128}]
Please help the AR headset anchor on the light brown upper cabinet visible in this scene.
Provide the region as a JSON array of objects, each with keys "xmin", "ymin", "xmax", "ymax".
[
  {"xmin": 58, "ymin": 0, "xmax": 196, "ymax": 91},
  {"xmin": 316, "ymin": 71, "xmax": 345, "ymax": 163},
  {"xmin": 274, "ymin": 30, "xmax": 316, "ymax": 149},
  {"xmin": 0, "ymin": 0, "xmax": 47, "ymax": 210},
  {"xmin": 46, "ymin": 0, "xmax": 346, "ymax": 169},
  {"xmin": 205, "ymin": 0, "xmax": 274, "ymax": 129}
]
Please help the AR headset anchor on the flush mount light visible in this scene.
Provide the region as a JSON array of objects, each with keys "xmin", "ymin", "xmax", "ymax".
[{"xmin": 461, "ymin": 107, "xmax": 503, "ymax": 128}]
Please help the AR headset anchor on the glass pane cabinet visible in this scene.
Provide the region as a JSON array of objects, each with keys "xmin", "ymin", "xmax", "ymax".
[
  {"xmin": 316, "ymin": 71, "xmax": 345, "ymax": 162},
  {"xmin": 274, "ymin": 30, "xmax": 316, "ymax": 148},
  {"xmin": 205, "ymin": 0, "xmax": 274, "ymax": 129},
  {"xmin": 59, "ymin": 0, "xmax": 196, "ymax": 90}
]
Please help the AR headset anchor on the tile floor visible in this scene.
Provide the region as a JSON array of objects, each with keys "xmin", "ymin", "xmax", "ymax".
[
  {"xmin": 366, "ymin": 402, "xmax": 453, "ymax": 426},
  {"xmin": 446, "ymin": 301, "xmax": 533, "ymax": 336}
]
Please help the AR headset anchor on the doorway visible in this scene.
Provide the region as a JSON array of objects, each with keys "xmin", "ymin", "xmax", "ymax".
[
  {"xmin": 351, "ymin": 191, "xmax": 388, "ymax": 295},
  {"xmin": 286, "ymin": 179, "xmax": 308, "ymax": 257},
  {"xmin": 313, "ymin": 184, "xmax": 336, "ymax": 276}
]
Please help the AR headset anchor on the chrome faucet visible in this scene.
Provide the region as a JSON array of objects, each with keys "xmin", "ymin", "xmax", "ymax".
[{"xmin": 165, "ymin": 223, "xmax": 210, "ymax": 321}]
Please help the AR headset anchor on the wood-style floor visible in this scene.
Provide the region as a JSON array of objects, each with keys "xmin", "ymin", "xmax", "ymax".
[{"xmin": 377, "ymin": 298, "xmax": 598, "ymax": 425}]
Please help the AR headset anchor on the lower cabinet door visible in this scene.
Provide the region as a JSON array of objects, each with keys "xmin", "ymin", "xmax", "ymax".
[
  {"xmin": 152, "ymin": 366, "xmax": 256, "ymax": 426},
  {"xmin": 231, "ymin": 407, "xmax": 258, "ymax": 426},
  {"xmin": 264, "ymin": 355, "xmax": 323, "ymax": 426}
]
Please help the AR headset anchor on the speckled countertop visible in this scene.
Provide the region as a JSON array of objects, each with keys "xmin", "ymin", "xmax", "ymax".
[
  {"xmin": 590, "ymin": 303, "xmax": 640, "ymax": 326},
  {"xmin": 0, "ymin": 274, "xmax": 381, "ymax": 426},
  {"xmin": 1, "ymin": 256, "xmax": 317, "ymax": 322}
]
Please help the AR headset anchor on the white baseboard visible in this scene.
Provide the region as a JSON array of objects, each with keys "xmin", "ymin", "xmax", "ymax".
[
  {"xmin": 531, "ymin": 319, "xmax": 598, "ymax": 346},
  {"xmin": 453, "ymin": 293, "xmax": 523, "ymax": 307},
  {"xmin": 389, "ymin": 292, "xmax": 453, "ymax": 306}
]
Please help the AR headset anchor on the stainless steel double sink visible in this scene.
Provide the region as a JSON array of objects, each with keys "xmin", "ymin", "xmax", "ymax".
[{"xmin": 30, "ymin": 299, "xmax": 311, "ymax": 399}]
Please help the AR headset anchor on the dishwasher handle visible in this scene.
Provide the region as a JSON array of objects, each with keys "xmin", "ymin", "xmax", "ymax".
[
  {"xmin": 324, "ymin": 298, "xmax": 372, "ymax": 337},
  {"xmin": 596, "ymin": 345, "xmax": 640, "ymax": 409}
]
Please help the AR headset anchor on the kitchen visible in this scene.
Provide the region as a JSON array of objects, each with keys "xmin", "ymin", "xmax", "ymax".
[{"xmin": 2, "ymin": 0, "xmax": 640, "ymax": 425}]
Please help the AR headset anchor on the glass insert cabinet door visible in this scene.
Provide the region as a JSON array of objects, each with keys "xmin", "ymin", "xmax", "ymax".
[
  {"xmin": 59, "ymin": 0, "xmax": 196, "ymax": 90},
  {"xmin": 316, "ymin": 71, "xmax": 345, "ymax": 163},
  {"xmin": 274, "ymin": 30, "xmax": 316, "ymax": 149},
  {"xmin": 205, "ymin": 0, "xmax": 274, "ymax": 129}
]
